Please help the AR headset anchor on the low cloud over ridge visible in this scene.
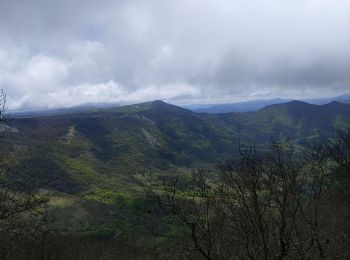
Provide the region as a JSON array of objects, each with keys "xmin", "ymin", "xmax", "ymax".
[{"xmin": 0, "ymin": 0, "xmax": 349, "ymax": 110}]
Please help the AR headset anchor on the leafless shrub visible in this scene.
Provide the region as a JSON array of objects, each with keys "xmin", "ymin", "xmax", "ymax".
[{"xmin": 148, "ymin": 137, "xmax": 350, "ymax": 259}]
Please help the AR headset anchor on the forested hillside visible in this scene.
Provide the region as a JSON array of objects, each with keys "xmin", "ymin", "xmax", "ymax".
[{"xmin": 1, "ymin": 99, "xmax": 350, "ymax": 259}]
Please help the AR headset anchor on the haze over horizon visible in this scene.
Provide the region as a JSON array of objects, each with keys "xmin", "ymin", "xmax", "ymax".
[{"xmin": 1, "ymin": 0, "xmax": 350, "ymax": 111}]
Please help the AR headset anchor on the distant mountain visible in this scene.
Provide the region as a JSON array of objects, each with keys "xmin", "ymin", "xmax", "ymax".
[
  {"xmin": 184, "ymin": 93, "xmax": 350, "ymax": 113},
  {"xmin": 9, "ymin": 102, "xmax": 120, "ymax": 118},
  {"xmin": 305, "ymin": 93, "xmax": 350, "ymax": 105},
  {"xmin": 5, "ymin": 100, "xmax": 350, "ymax": 175},
  {"xmin": 184, "ymin": 98, "xmax": 291, "ymax": 113},
  {"xmin": 10, "ymin": 94, "xmax": 349, "ymax": 117},
  {"xmin": 2, "ymin": 99, "xmax": 350, "ymax": 232}
]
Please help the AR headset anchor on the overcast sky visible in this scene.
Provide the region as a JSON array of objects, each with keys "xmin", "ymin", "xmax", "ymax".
[{"xmin": 0, "ymin": 0, "xmax": 350, "ymax": 110}]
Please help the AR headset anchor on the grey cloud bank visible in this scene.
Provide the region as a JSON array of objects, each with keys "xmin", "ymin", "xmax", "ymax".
[{"xmin": 0, "ymin": 0, "xmax": 349, "ymax": 110}]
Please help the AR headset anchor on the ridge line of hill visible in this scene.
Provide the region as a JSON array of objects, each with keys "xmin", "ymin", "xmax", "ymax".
[{"xmin": 9, "ymin": 99, "xmax": 350, "ymax": 119}]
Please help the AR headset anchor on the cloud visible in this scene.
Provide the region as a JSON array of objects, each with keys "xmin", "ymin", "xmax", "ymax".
[
  {"xmin": 9, "ymin": 81, "xmax": 200, "ymax": 110},
  {"xmin": 0, "ymin": 0, "xmax": 349, "ymax": 110}
]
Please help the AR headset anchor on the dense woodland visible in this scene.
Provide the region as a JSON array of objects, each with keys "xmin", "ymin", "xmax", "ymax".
[
  {"xmin": 148, "ymin": 135, "xmax": 350, "ymax": 259},
  {"xmin": 1, "ymin": 91, "xmax": 350, "ymax": 259}
]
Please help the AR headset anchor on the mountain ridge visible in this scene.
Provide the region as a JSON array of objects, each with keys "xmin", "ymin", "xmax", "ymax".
[
  {"xmin": 184, "ymin": 93, "xmax": 350, "ymax": 113},
  {"xmin": 9, "ymin": 93, "xmax": 350, "ymax": 117},
  {"xmin": 2, "ymin": 97, "xmax": 350, "ymax": 234}
]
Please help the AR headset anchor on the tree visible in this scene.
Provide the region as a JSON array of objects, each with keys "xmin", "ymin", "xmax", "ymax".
[
  {"xmin": 0, "ymin": 89, "xmax": 6, "ymax": 121},
  {"xmin": 147, "ymin": 171, "xmax": 228, "ymax": 260},
  {"xmin": 0, "ymin": 90, "xmax": 48, "ymax": 259},
  {"xmin": 148, "ymin": 138, "xmax": 350, "ymax": 259}
]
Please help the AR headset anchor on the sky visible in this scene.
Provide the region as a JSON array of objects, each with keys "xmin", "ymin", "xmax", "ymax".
[{"xmin": 0, "ymin": 0, "xmax": 350, "ymax": 111}]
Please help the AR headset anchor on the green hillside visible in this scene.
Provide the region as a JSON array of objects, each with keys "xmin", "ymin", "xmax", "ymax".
[{"xmin": 2, "ymin": 100, "xmax": 350, "ymax": 236}]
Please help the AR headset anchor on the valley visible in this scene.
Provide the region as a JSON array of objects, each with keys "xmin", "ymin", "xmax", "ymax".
[{"xmin": 2, "ymin": 100, "xmax": 350, "ymax": 233}]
